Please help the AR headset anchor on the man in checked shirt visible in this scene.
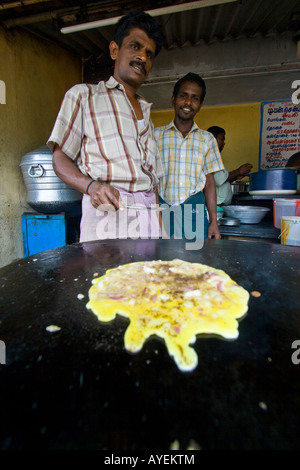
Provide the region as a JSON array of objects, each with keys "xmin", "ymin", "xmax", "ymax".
[
  {"xmin": 155, "ymin": 73, "xmax": 224, "ymax": 240},
  {"xmin": 47, "ymin": 10, "xmax": 164, "ymax": 242}
]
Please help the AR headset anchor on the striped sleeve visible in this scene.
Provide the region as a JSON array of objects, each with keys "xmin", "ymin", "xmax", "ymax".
[
  {"xmin": 47, "ymin": 85, "xmax": 84, "ymax": 161},
  {"xmin": 153, "ymin": 126, "xmax": 163, "ymax": 179}
]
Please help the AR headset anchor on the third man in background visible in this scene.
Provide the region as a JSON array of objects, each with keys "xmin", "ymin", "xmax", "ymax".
[{"xmin": 207, "ymin": 126, "xmax": 253, "ymax": 206}]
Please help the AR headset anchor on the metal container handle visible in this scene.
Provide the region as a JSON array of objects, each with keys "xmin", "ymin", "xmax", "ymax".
[{"xmin": 28, "ymin": 164, "xmax": 45, "ymax": 178}]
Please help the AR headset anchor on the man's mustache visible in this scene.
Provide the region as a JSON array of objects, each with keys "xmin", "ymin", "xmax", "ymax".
[{"xmin": 130, "ymin": 60, "xmax": 146, "ymax": 75}]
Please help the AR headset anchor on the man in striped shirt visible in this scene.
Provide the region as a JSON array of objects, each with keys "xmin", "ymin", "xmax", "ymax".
[
  {"xmin": 47, "ymin": 11, "xmax": 164, "ymax": 242},
  {"xmin": 155, "ymin": 73, "xmax": 224, "ymax": 240}
]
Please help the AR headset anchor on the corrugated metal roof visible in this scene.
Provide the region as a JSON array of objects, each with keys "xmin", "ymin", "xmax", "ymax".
[
  {"xmin": 1, "ymin": 0, "xmax": 300, "ymax": 59},
  {"xmin": 161, "ymin": 0, "xmax": 300, "ymax": 48}
]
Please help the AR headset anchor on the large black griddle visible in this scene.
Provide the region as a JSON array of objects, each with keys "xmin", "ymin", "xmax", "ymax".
[{"xmin": 0, "ymin": 238, "xmax": 299, "ymax": 450}]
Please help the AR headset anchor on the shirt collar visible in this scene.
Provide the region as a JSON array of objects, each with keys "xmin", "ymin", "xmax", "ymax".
[
  {"xmin": 168, "ymin": 120, "xmax": 200, "ymax": 135},
  {"xmin": 105, "ymin": 76, "xmax": 152, "ymax": 107},
  {"xmin": 105, "ymin": 76, "xmax": 122, "ymax": 90}
]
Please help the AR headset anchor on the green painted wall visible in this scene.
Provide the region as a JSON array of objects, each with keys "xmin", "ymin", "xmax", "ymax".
[{"xmin": 0, "ymin": 27, "xmax": 81, "ymax": 267}]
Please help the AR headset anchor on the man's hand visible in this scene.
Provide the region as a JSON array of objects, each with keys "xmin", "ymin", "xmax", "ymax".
[
  {"xmin": 228, "ymin": 163, "xmax": 253, "ymax": 182},
  {"xmin": 203, "ymin": 173, "xmax": 220, "ymax": 239},
  {"xmin": 52, "ymin": 145, "xmax": 121, "ymax": 210},
  {"xmin": 208, "ymin": 219, "xmax": 221, "ymax": 239},
  {"xmin": 88, "ymin": 181, "xmax": 121, "ymax": 210},
  {"xmin": 238, "ymin": 163, "xmax": 253, "ymax": 178}
]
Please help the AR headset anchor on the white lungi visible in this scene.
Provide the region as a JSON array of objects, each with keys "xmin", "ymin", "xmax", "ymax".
[{"xmin": 79, "ymin": 188, "xmax": 161, "ymax": 242}]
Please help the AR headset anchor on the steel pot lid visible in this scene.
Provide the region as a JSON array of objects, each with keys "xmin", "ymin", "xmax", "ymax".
[{"xmin": 19, "ymin": 146, "xmax": 54, "ymax": 166}]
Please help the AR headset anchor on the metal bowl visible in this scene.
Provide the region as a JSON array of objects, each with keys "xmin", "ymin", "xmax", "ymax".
[
  {"xmin": 231, "ymin": 182, "xmax": 249, "ymax": 194},
  {"xmin": 220, "ymin": 217, "xmax": 240, "ymax": 226},
  {"xmin": 222, "ymin": 205, "xmax": 270, "ymax": 224}
]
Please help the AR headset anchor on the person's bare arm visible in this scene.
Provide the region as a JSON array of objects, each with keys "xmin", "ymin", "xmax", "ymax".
[
  {"xmin": 227, "ymin": 163, "xmax": 253, "ymax": 183},
  {"xmin": 203, "ymin": 173, "xmax": 221, "ymax": 239},
  {"xmin": 155, "ymin": 187, "xmax": 167, "ymax": 237},
  {"xmin": 52, "ymin": 144, "xmax": 120, "ymax": 209}
]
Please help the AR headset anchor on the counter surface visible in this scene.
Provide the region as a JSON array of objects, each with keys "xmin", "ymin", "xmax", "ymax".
[
  {"xmin": 221, "ymin": 192, "xmax": 300, "ymax": 240},
  {"xmin": 219, "ymin": 220, "xmax": 281, "ymax": 240}
]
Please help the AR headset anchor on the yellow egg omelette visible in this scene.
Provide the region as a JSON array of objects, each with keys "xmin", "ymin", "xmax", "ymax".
[{"xmin": 86, "ymin": 259, "xmax": 249, "ymax": 371}]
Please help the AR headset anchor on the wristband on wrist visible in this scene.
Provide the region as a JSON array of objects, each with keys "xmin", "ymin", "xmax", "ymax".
[{"xmin": 86, "ymin": 179, "xmax": 96, "ymax": 194}]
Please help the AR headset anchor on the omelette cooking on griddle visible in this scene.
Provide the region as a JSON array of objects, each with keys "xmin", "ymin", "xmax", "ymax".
[{"xmin": 87, "ymin": 259, "xmax": 249, "ymax": 371}]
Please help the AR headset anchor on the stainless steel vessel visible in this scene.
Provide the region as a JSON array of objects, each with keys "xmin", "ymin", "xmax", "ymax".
[
  {"xmin": 20, "ymin": 146, "xmax": 82, "ymax": 213},
  {"xmin": 222, "ymin": 205, "xmax": 270, "ymax": 224},
  {"xmin": 231, "ymin": 181, "xmax": 249, "ymax": 194}
]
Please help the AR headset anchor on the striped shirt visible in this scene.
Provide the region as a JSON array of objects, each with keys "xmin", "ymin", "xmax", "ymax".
[
  {"xmin": 47, "ymin": 76, "xmax": 163, "ymax": 192},
  {"xmin": 155, "ymin": 121, "xmax": 224, "ymax": 205}
]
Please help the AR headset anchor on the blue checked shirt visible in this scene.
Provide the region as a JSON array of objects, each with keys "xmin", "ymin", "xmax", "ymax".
[{"xmin": 155, "ymin": 121, "xmax": 224, "ymax": 205}]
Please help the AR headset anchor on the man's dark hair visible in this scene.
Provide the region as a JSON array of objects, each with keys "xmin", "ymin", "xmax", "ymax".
[
  {"xmin": 173, "ymin": 73, "xmax": 206, "ymax": 103},
  {"xmin": 207, "ymin": 126, "xmax": 226, "ymax": 138},
  {"xmin": 114, "ymin": 10, "xmax": 164, "ymax": 56},
  {"xmin": 285, "ymin": 151, "xmax": 300, "ymax": 168}
]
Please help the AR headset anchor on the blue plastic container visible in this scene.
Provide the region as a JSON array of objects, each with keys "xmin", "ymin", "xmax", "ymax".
[
  {"xmin": 249, "ymin": 169, "xmax": 297, "ymax": 192},
  {"xmin": 22, "ymin": 213, "xmax": 66, "ymax": 257}
]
